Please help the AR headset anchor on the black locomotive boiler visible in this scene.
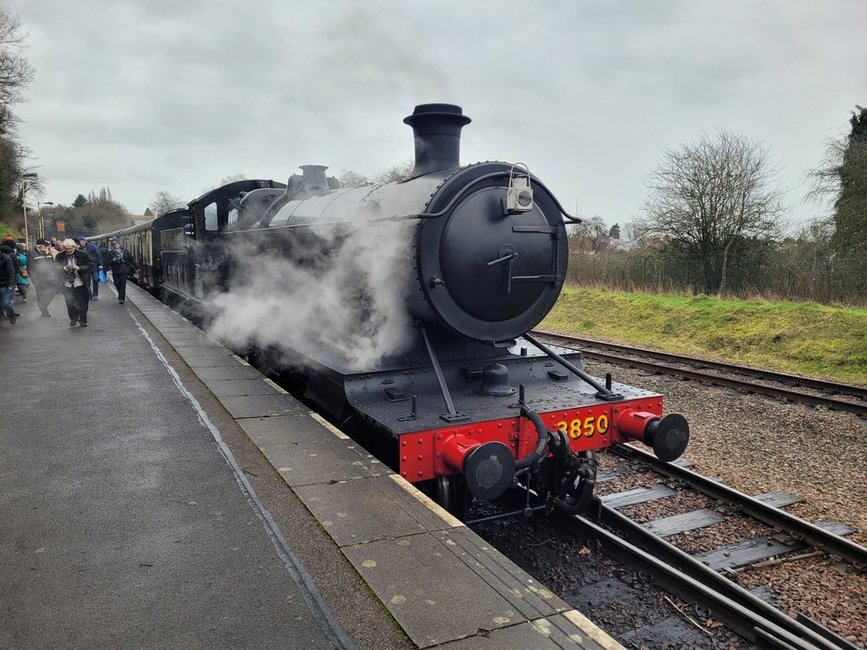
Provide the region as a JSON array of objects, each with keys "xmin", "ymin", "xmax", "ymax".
[{"xmin": 94, "ymin": 103, "xmax": 689, "ymax": 516}]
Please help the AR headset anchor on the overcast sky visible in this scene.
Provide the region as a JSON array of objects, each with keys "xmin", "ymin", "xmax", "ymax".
[{"xmin": 8, "ymin": 0, "xmax": 866, "ymax": 231}]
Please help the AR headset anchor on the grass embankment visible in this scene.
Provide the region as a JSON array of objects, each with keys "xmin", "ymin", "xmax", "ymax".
[{"xmin": 541, "ymin": 288, "xmax": 867, "ymax": 385}]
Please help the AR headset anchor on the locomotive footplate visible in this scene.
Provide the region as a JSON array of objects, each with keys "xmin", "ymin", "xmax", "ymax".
[{"xmin": 343, "ymin": 341, "xmax": 668, "ymax": 484}]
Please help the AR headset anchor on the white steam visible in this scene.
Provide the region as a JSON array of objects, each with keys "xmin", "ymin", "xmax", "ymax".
[{"xmin": 205, "ymin": 218, "xmax": 417, "ymax": 371}]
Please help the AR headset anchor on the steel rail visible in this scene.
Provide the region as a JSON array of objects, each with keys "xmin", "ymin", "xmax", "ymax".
[
  {"xmin": 531, "ymin": 331, "xmax": 867, "ymax": 418},
  {"xmin": 611, "ymin": 444, "xmax": 867, "ymax": 569},
  {"xmin": 557, "ymin": 501, "xmax": 855, "ymax": 649},
  {"xmin": 533, "ymin": 330, "xmax": 867, "ymax": 400}
]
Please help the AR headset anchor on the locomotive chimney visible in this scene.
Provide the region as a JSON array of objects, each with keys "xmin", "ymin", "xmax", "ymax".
[
  {"xmin": 403, "ymin": 103, "xmax": 471, "ymax": 178},
  {"xmin": 299, "ymin": 165, "xmax": 329, "ymax": 190}
]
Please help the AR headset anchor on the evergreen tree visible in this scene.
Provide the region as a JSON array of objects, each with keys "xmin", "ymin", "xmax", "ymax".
[
  {"xmin": 831, "ymin": 106, "xmax": 867, "ymax": 251},
  {"xmin": 73, "ymin": 193, "xmax": 87, "ymax": 208}
]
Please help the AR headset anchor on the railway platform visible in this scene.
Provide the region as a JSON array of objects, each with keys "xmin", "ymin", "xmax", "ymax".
[{"xmin": 0, "ymin": 280, "xmax": 620, "ymax": 649}]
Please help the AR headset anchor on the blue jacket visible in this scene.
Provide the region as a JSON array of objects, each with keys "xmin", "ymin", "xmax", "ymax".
[{"xmin": 83, "ymin": 242, "xmax": 103, "ymax": 268}]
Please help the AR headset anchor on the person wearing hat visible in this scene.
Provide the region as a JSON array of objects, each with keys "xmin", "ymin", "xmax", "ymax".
[
  {"xmin": 55, "ymin": 238, "xmax": 93, "ymax": 327},
  {"xmin": 105, "ymin": 238, "xmax": 137, "ymax": 304},
  {"xmin": 30, "ymin": 239, "xmax": 61, "ymax": 317},
  {"xmin": 0, "ymin": 242, "xmax": 21, "ymax": 279}
]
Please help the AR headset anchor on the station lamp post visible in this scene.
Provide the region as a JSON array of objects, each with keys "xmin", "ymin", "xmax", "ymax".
[
  {"xmin": 37, "ymin": 201, "xmax": 54, "ymax": 239},
  {"xmin": 21, "ymin": 172, "xmax": 38, "ymax": 249}
]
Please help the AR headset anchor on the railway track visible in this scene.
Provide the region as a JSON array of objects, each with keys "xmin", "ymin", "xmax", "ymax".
[
  {"xmin": 531, "ymin": 330, "xmax": 867, "ymax": 418},
  {"xmin": 552, "ymin": 444, "xmax": 866, "ymax": 649},
  {"xmin": 470, "ymin": 442, "xmax": 865, "ymax": 647},
  {"xmin": 608, "ymin": 445, "xmax": 867, "ymax": 568},
  {"xmin": 557, "ymin": 510, "xmax": 857, "ymax": 649}
]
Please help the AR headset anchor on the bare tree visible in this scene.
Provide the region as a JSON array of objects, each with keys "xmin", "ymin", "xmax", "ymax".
[
  {"xmin": 0, "ymin": 10, "xmax": 34, "ymax": 107},
  {"xmin": 149, "ymin": 190, "xmax": 185, "ymax": 217},
  {"xmin": 568, "ymin": 215, "xmax": 609, "ymax": 253},
  {"xmin": 338, "ymin": 161, "xmax": 412, "ymax": 188},
  {"xmin": 641, "ymin": 129, "xmax": 784, "ymax": 293},
  {"xmin": 338, "ymin": 169, "xmax": 370, "ymax": 188},
  {"xmin": 620, "ymin": 221, "xmax": 643, "ymax": 242},
  {"xmin": 197, "ymin": 174, "xmax": 248, "ymax": 197},
  {"xmin": 87, "ymin": 187, "xmax": 116, "ymax": 206},
  {"xmin": 0, "ymin": 9, "xmax": 34, "ymax": 222},
  {"xmin": 373, "ymin": 160, "xmax": 413, "ymax": 184}
]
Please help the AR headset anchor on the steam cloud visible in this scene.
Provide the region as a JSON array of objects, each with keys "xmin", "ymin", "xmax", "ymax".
[{"xmin": 206, "ymin": 217, "xmax": 417, "ymax": 372}]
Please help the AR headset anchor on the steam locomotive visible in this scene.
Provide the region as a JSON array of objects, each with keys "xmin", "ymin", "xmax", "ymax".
[{"xmin": 92, "ymin": 103, "xmax": 689, "ymax": 517}]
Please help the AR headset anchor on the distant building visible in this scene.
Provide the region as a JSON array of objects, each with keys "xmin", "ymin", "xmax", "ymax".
[
  {"xmin": 51, "ymin": 215, "xmax": 71, "ymax": 239},
  {"xmin": 601, "ymin": 236, "xmax": 670, "ymax": 251},
  {"xmin": 129, "ymin": 215, "xmax": 151, "ymax": 227},
  {"xmin": 607, "ymin": 238, "xmax": 641, "ymax": 251}
]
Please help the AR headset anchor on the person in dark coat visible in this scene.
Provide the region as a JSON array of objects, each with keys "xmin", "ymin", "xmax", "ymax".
[
  {"xmin": 0, "ymin": 244, "xmax": 20, "ymax": 317},
  {"xmin": 30, "ymin": 239, "xmax": 61, "ymax": 317},
  {"xmin": 1, "ymin": 243, "xmax": 21, "ymax": 278},
  {"xmin": 77, "ymin": 236, "xmax": 103, "ymax": 301},
  {"xmin": 0, "ymin": 245, "xmax": 16, "ymax": 325},
  {"xmin": 105, "ymin": 239, "xmax": 137, "ymax": 304},
  {"xmin": 55, "ymin": 238, "xmax": 93, "ymax": 327}
]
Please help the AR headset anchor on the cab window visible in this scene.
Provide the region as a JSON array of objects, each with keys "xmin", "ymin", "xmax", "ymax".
[{"xmin": 204, "ymin": 202, "xmax": 218, "ymax": 231}]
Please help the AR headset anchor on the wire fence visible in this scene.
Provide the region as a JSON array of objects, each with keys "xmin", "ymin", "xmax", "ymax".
[{"xmin": 566, "ymin": 249, "xmax": 867, "ymax": 306}]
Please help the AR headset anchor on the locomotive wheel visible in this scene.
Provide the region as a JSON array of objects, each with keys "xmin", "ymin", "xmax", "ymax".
[{"xmin": 435, "ymin": 475, "xmax": 468, "ymax": 520}]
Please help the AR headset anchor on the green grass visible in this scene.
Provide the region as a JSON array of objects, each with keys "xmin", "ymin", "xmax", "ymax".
[
  {"xmin": 541, "ymin": 288, "xmax": 867, "ymax": 385},
  {"xmin": 0, "ymin": 222, "xmax": 21, "ymax": 240}
]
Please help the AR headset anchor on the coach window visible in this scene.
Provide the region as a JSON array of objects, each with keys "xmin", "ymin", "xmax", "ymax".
[{"xmin": 204, "ymin": 202, "xmax": 218, "ymax": 231}]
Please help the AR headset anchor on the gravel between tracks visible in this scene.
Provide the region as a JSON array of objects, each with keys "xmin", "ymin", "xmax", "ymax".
[{"xmin": 584, "ymin": 358, "xmax": 867, "ymax": 648}]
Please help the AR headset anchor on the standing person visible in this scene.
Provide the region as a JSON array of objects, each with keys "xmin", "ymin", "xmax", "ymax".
[
  {"xmin": 0, "ymin": 243, "xmax": 20, "ymax": 313},
  {"xmin": 0, "ymin": 245, "xmax": 15, "ymax": 325},
  {"xmin": 105, "ymin": 238, "xmax": 137, "ymax": 304},
  {"xmin": 56, "ymin": 239, "xmax": 93, "ymax": 327},
  {"xmin": 14, "ymin": 244, "xmax": 30, "ymax": 302},
  {"xmin": 1, "ymin": 243, "xmax": 20, "ymax": 278},
  {"xmin": 96, "ymin": 240, "xmax": 109, "ymax": 268},
  {"xmin": 77, "ymin": 237, "xmax": 103, "ymax": 300},
  {"xmin": 30, "ymin": 239, "xmax": 60, "ymax": 317}
]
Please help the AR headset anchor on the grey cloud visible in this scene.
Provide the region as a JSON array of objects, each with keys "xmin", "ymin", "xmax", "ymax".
[{"xmin": 7, "ymin": 0, "xmax": 866, "ymax": 223}]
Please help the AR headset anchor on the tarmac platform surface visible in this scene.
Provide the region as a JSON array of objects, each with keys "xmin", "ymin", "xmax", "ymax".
[{"xmin": 0, "ymin": 278, "xmax": 621, "ymax": 649}]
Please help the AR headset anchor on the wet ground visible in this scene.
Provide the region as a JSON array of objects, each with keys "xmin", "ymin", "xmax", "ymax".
[{"xmin": 468, "ymin": 501, "xmax": 748, "ymax": 650}]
